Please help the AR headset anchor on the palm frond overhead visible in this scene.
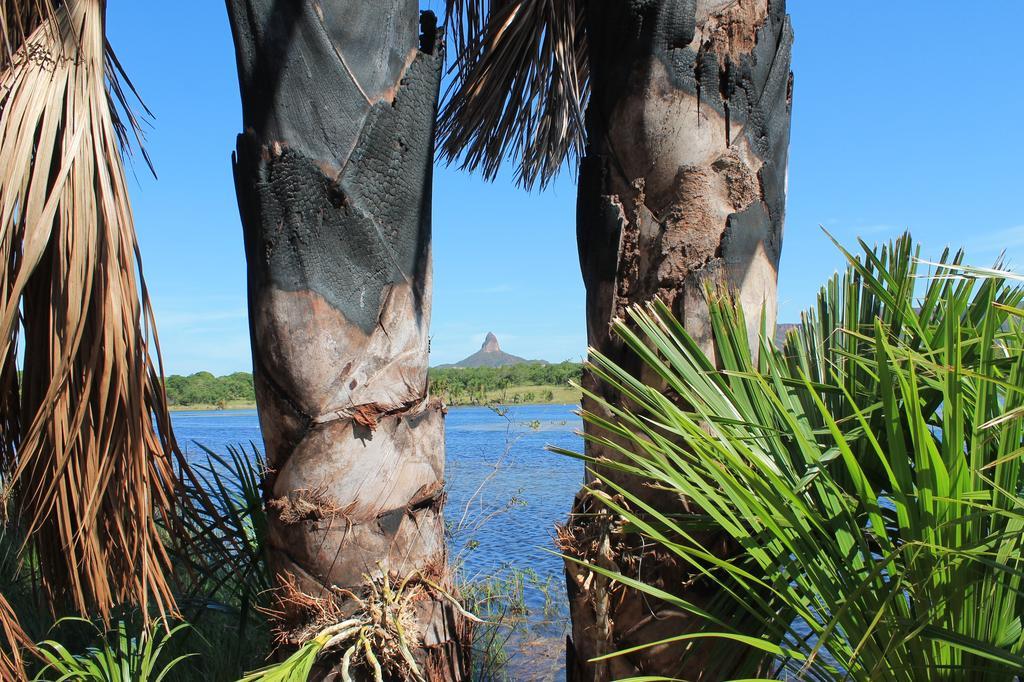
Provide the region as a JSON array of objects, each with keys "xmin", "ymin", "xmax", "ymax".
[
  {"xmin": 440, "ymin": 0, "xmax": 588, "ymax": 189},
  {"xmin": 0, "ymin": 0, "xmax": 181, "ymax": 621}
]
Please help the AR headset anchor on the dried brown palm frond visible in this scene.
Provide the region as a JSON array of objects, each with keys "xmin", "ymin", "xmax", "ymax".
[
  {"xmin": 0, "ymin": 0, "xmax": 57, "ymax": 68},
  {"xmin": 0, "ymin": 591, "xmax": 29, "ymax": 679},
  {"xmin": 0, "ymin": 0, "xmax": 181, "ymax": 622},
  {"xmin": 440, "ymin": 0, "xmax": 588, "ymax": 189}
]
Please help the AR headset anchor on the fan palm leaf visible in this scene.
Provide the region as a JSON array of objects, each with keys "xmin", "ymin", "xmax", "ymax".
[
  {"xmin": 440, "ymin": 0, "xmax": 588, "ymax": 188},
  {"xmin": 555, "ymin": 236, "xmax": 1024, "ymax": 678},
  {"xmin": 0, "ymin": 0, "xmax": 181, "ymax": 622}
]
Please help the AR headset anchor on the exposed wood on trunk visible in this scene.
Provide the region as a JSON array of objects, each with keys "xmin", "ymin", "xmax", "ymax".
[
  {"xmin": 568, "ymin": 0, "xmax": 793, "ymax": 679},
  {"xmin": 225, "ymin": 1, "xmax": 468, "ymax": 677}
]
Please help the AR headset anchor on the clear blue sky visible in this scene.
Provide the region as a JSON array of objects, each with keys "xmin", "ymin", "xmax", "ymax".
[{"xmin": 107, "ymin": 2, "xmax": 1024, "ymax": 375}]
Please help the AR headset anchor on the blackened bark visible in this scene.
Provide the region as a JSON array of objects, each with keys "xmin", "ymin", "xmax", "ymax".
[
  {"xmin": 567, "ymin": 1, "xmax": 793, "ymax": 679},
  {"xmin": 225, "ymin": 1, "xmax": 468, "ymax": 677}
]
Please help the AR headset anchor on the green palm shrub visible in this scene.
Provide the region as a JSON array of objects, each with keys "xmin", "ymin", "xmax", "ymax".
[
  {"xmin": 171, "ymin": 444, "xmax": 274, "ymax": 680},
  {"xmin": 555, "ymin": 235, "xmax": 1024, "ymax": 680},
  {"xmin": 34, "ymin": 618, "xmax": 193, "ymax": 681},
  {"xmin": 176, "ymin": 444, "xmax": 272, "ymax": 618}
]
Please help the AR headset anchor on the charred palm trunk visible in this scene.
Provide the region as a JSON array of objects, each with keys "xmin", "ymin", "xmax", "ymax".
[
  {"xmin": 225, "ymin": 2, "xmax": 467, "ymax": 677},
  {"xmin": 566, "ymin": 1, "xmax": 793, "ymax": 679}
]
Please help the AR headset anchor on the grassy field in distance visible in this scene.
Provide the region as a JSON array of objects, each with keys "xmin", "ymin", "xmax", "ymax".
[{"xmin": 437, "ymin": 383, "xmax": 581, "ymax": 407}]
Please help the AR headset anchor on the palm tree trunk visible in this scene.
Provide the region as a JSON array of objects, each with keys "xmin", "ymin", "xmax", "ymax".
[
  {"xmin": 225, "ymin": 1, "xmax": 468, "ymax": 677},
  {"xmin": 566, "ymin": 1, "xmax": 793, "ymax": 679}
]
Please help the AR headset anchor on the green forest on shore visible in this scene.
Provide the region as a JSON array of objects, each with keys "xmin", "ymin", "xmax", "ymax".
[
  {"xmin": 165, "ymin": 372, "xmax": 255, "ymax": 409},
  {"xmin": 429, "ymin": 361, "xmax": 582, "ymax": 405},
  {"xmin": 165, "ymin": 362, "xmax": 583, "ymax": 409}
]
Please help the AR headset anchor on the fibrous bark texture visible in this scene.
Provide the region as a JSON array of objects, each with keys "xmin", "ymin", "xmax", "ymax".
[
  {"xmin": 567, "ymin": 1, "xmax": 793, "ymax": 679},
  {"xmin": 225, "ymin": 2, "xmax": 467, "ymax": 677}
]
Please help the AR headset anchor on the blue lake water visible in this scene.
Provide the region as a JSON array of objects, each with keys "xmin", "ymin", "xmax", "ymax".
[{"xmin": 171, "ymin": 403, "xmax": 584, "ymax": 677}]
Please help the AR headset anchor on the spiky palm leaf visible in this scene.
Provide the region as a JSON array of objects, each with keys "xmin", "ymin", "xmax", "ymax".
[
  {"xmin": 440, "ymin": 0, "xmax": 588, "ymax": 189},
  {"xmin": 556, "ymin": 236, "xmax": 1024, "ymax": 678},
  {"xmin": 780, "ymin": 233, "xmax": 1024, "ymax": 491},
  {"xmin": 0, "ymin": 0, "xmax": 181, "ymax": 621},
  {"xmin": 175, "ymin": 444, "xmax": 271, "ymax": 618},
  {"xmin": 34, "ymin": 617, "xmax": 195, "ymax": 681}
]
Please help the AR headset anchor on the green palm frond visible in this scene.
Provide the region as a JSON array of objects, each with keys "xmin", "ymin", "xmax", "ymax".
[
  {"xmin": 0, "ymin": 0, "xmax": 182, "ymax": 622},
  {"xmin": 557, "ymin": 235, "xmax": 1024, "ymax": 679},
  {"xmin": 440, "ymin": 0, "xmax": 588, "ymax": 189},
  {"xmin": 34, "ymin": 617, "xmax": 195, "ymax": 681},
  {"xmin": 781, "ymin": 232, "xmax": 1024, "ymax": 490}
]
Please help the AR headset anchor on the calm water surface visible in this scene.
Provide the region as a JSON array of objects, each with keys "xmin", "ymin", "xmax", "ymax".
[{"xmin": 171, "ymin": 404, "xmax": 584, "ymax": 678}]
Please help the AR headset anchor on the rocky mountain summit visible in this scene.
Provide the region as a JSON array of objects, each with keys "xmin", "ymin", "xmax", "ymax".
[
  {"xmin": 439, "ymin": 332, "xmax": 542, "ymax": 368},
  {"xmin": 480, "ymin": 332, "xmax": 501, "ymax": 353}
]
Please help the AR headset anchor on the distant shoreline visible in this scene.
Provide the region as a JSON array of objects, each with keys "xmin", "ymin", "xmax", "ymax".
[
  {"xmin": 168, "ymin": 384, "xmax": 581, "ymax": 412},
  {"xmin": 169, "ymin": 401, "xmax": 256, "ymax": 412}
]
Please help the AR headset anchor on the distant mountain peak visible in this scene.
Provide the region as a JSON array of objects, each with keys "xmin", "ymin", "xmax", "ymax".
[
  {"xmin": 435, "ymin": 332, "xmax": 548, "ymax": 369},
  {"xmin": 481, "ymin": 332, "xmax": 500, "ymax": 353}
]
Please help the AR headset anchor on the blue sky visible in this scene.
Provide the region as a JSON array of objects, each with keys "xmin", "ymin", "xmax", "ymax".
[{"xmin": 107, "ymin": 2, "xmax": 1024, "ymax": 375}]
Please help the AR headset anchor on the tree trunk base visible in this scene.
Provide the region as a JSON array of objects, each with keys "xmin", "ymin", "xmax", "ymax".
[{"xmin": 562, "ymin": 485, "xmax": 766, "ymax": 682}]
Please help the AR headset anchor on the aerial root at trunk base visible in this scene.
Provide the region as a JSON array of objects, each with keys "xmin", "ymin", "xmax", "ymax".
[{"xmin": 254, "ymin": 567, "xmax": 479, "ymax": 682}]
